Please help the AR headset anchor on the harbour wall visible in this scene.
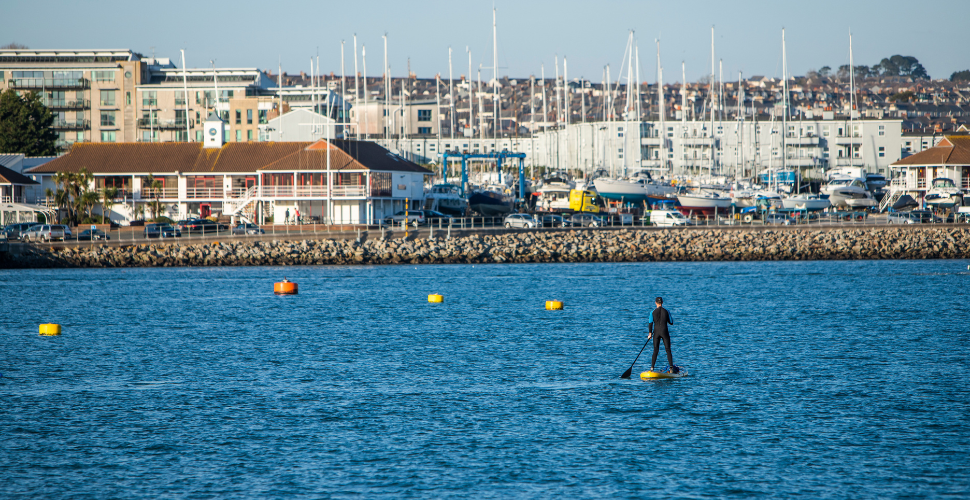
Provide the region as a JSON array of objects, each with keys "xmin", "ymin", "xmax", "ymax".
[{"xmin": 2, "ymin": 226, "xmax": 968, "ymax": 268}]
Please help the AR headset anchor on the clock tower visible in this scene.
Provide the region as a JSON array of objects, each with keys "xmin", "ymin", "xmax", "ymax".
[{"xmin": 203, "ymin": 112, "xmax": 225, "ymax": 148}]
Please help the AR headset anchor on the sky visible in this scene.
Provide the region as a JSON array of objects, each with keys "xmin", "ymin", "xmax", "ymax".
[{"xmin": 3, "ymin": 0, "xmax": 968, "ymax": 83}]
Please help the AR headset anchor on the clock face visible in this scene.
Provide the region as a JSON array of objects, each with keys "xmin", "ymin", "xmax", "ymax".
[
  {"xmin": 125, "ymin": 71, "xmax": 132, "ymax": 78},
  {"xmin": 209, "ymin": 128, "xmax": 217, "ymax": 136}
]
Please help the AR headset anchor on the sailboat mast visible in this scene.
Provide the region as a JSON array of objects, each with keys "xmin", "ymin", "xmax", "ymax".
[
  {"xmin": 657, "ymin": 40, "xmax": 665, "ymax": 172},
  {"xmin": 341, "ymin": 41, "xmax": 346, "ymax": 136},
  {"xmin": 383, "ymin": 34, "xmax": 388, "ymax": 143},
  {"xmin": 849, "ymin": 30, "xmax": 855, "ymax": 171},
  {"xmin": 493, "ymin": 7, "xmax": 499, "ymax": 155},
  {"xmin": 448, "ymin": 47, "xmax": 454, "ymax": 140},
  {"xmin": 353, "ymin": 35, "xmax": 359, "ymax": 140},
  {"xmin": 362, "ymin": 46, "xmax": 368, "ymax": 140},
  {"xmin": 564, "ymin": 56, "xmax": 569, "ymax": 171}
]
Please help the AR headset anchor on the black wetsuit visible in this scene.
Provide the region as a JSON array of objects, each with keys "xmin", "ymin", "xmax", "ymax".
[{"xmin": 649, "ymin": 306, "xmax": 674, "ymax": 369}]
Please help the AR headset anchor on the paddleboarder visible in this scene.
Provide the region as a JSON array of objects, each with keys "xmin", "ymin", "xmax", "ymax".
[{"xmin": 647, "ymin": 297, "xmax": 677, "ymax": 373}]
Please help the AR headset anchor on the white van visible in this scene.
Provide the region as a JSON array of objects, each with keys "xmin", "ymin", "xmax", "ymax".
[{"xmin": 646, "ymin": 210, "xmax": 692, "ymax": 227}]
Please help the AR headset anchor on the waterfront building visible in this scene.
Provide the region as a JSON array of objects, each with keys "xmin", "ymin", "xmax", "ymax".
[
  {"xmin": 259, "ymin": 108, "xmax": 338, "ymax": 142},
  {"xmin": 885, "ymin": 135, "xmax": 970, "ymax": 209},
  {"xmin": 25, "ymin": 132, "xmax": 431, "ymax": 225}
]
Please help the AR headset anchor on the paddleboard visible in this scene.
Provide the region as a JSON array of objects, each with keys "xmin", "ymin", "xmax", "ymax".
[{"xmin": 641, "ymin": 369, "xmax": 688, "ymax": 380}]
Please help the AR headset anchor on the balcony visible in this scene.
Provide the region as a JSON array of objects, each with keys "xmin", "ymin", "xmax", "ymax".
[
  {"xmin": 139, "ymin": 187, "xmax": 179, "ymax": 200},
  {"xmin": 258, "ymin": 185, "xmax": 368, "ymax": 198},
  {"xmin": 51, "ymin": 119, "xmax": 91, "ymax": 130},
  {"xmin": 185, "ymin": 187, "xmax": 223, "ymax": 199},
  {"xmin": 137, "ymin": 119, "xmax": 194, "ymax": 130},
  {"xmin": 43, "ymin": 99, "xmax": 90, "ymax": 110},
  {"xmin": 9, "ymin": 78, "xmax": 90, "ymax": 90}
]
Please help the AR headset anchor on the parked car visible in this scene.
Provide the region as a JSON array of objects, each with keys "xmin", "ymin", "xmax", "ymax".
[
  {"xmin": 570, "ymin": 213, "xmax": 603, "ymax": 227},
  {"xmin": 887, "ymin": 212, "xmax": 918, "ymax": 224},
  {"xmin": 503, "ymin": 213, "xmax": 538, "ymax": 228},
  {"xmin": 764, "ymin": 213, "xmax": 794, "ymax": 225},
  {"xmin": 144, "ymin": 223, "xmax": 182, "ymax": 238},
  {"xmin": 53, "ymin": 225, "xmax": 73, "ymax": 239},
  {"xmin": 384, "ymin": 210, "xmax": 425, "ymax": 226},
  {"xmin": 539, "ymin": 214, "xmax": 575, "ymax": 228},
  {"xmin": 231, "ymin": 223, "xmax": 265, "ymax": 235},
  {"xmin": 646, "ymin": 210, "xmax": 692, "ymax": 227},
  {"xmin": 176, "ymin": 218, "xmax": 227, "ymax": 234},
  {"xmin": 2, "ymin": 222, "xmax": 39, "ymax": 240},
  {"xmin": 416, "ymin": 210, "xmax": 453, "ymax": 225},
  {"xmin": 128, "ymin": 219, "xmax": 146, "ymax": 227},
  {"xmin": 604, "ymin": 213, "xmax": 635, "ymax": 225},
  {"xmin": 21, "ymin": 224, "xmax": 65, "ymax": 242},
  {"xmin": 77, "ymin": 229, "xmax": 110, "ymax": 241}
]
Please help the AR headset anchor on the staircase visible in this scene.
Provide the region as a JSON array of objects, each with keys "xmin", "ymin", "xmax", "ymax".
[
  {"xmin": 224, "ymin": 186, "xmax": 259, "ymax": 224},
  {"xmin": 878, "ymin": 178, "xmax": 907, "ymax": 212}
]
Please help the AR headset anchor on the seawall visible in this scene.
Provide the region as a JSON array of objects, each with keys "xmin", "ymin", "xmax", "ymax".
[{"xmin": 2, "ymin": 226, "xmax": 969, "ymax": 269}]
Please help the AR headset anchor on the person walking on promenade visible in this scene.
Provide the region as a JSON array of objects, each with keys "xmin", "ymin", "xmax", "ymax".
[
  {"xmin": 285, "ymin": 208, "xmax": 291, "ymax": 224},
  {"xmin": 648, "ymin": 297, "xmax": 677, "ymax": 373}
]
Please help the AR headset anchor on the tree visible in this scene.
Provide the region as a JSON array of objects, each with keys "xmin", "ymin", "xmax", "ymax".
[
  {"xmin": 889, "ymin": 91, "xmax": 915, "ymax": 103},
  {"xmin": 1, "ymin": 42, "xmax": 28, "ymax": 49},
  {"xmin": 100, "ymin": 187, "xmax": 119, "ymax": 223},
  {"xmin": 819, "ymin": 66, "xmax": 831, "ymax": 77},
  {"xmin": 0, "ymin": 89, "xmax": 59, "ymax": 156},
  {"xmin": 79, "ymin": 189, "xmax": 100, "ymax": 221},
  {"xmin": 951, "ymin": 70, "xmax": 970, "ymax": 82},
  {"xmin": 876, "ymin": 55, "xmax": 929, "ymax": 79}
]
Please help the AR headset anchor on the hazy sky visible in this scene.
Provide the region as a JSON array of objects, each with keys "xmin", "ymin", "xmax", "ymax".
[{"xmin": 3, "ymin": 0, "xmax": 968, "ymax": 83}]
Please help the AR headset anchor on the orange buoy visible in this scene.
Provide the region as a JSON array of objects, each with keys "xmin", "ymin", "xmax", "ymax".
[{"xmin": 274, "ymin": 279, "xmax": 298, "ymax": 295}]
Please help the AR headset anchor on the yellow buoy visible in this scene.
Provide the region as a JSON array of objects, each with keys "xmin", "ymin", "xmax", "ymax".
[
  {"xmin": 39, "ymin": 324, "xmax": 61, "ymax": 336},
  {"xmin": 428, "ymin": 293, "xmax": 444, "ymax": 303},
  {"xmin": 545, "ymin": 300, "xmax": 564, "ymax": 310}
]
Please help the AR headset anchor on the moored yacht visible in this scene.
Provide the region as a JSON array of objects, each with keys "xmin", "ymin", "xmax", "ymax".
[
  {"xmin": 676, "ymin": 191, "xmax": 733, "ymax": 216},
  {"xmin": 425, "ymin": 183, "xmax": 467, "ymax": 216},
  {"xmin": 924, "ymin": 178, "xmax": 964, "ymax": 209},
  {"xmin": 781, "ymin": 193, "xmax": 831, "ymax": 211},
  {"xmin": 822, "ymin": 176, "xmax": 875, "ymax": 209}
]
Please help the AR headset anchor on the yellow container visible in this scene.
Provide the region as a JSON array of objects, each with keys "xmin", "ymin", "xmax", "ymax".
[
  {"xmin": 39, "ymin": 324, "xmax": 61, "ymax": 336},
  {"xmin": 428, "ymin": 294, "xmax": 444, "ymax": 303},
  {"xmin": 545, "ymin": 300, "xmax": 564, "ymax": 310}
]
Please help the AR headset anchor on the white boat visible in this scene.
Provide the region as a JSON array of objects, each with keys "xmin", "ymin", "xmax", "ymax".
[
  {"xmin": 822, "ymin": 176, "xmax": 874, "ymax": 209},
  {"xmin": 676, "ymin": 191, "xmax": 733, "ymax": 216},
  {"xmin": 593, "ymin": 172, "xmax": 676, "ymax": 205},
  {"xmin": 534, "ymin": 184, "xmax": 572, "ymax": 211},
  {"xmin": 924, "ymin": 178, "xmax": 964, "ymax": 209},
  {"xmin": 865, "ymin": 173, "xmax": 887, "ymax": 191},
  {"xmin": 425, "ymin": 183, "xmax": 467, "ymax": 216},
  {"xmin": 781, "ymin": 193, "xmax": 831, "ymax": 211},
  {"xmin": 731, "ymin": 188, "xmax": 783, "ymax": 208}
]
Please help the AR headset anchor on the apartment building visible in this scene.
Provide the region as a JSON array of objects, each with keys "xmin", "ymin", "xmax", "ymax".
[{"xmin": 0, "ymin": 49, "xmax": 281, "ymax": 149}]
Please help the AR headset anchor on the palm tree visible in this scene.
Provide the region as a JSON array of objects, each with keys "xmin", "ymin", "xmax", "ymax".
[
  {"xmin": 80, "ymin": 190, "xmax": 100, "ymax": 221},
  {"xmin": 52, "ymin": 172, "xmax": 73, "ymax": 222},
  {"xmin": 45, "ymin": 187, "xmax": 70, "ymax": 223},
  {"xmin": 100, "ymin": 187, "xmax": 119, "ymax": 223},
  {"xmin": 144, "ymin": 173, "xmax": 162, "ymax": 220}
]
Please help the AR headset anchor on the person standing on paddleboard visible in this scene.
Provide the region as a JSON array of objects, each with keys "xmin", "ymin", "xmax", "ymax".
[{"xmin": 647, "ymin": 297, "xmax": 677, "ymax": 373}]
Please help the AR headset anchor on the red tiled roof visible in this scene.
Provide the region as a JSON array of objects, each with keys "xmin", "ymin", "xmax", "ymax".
[
  {"xmin": 892, "ymin": 135, "xmax": 970, "ymax": 166},
  {"xmin": 26, "ymin": 140, "xmax": 433, "ymax": 175}
]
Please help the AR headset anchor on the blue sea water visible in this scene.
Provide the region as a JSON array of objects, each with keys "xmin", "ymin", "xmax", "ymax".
[{"xmin": 1, "ymin": 260, "xmax": 968, "ymax": 498}]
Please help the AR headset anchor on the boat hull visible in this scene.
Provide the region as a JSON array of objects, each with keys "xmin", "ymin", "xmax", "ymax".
[
  {"xmin": 469, "ymin": 191, "xmax": 512, "ymax": 215},
  {"xmin": 781, "ymin": 197, "xmax": 830, "ymax": 212},
  {"xmin": 593, "ymin": 178, "xmax": 648, "ymax": 203},
  {"xmin": 676, "ymin": 194, "xmax": 732, "ymax": 216}
]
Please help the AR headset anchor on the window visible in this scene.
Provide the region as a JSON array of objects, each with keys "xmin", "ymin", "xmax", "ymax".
[
  {"xmin": 142, "ymin": 91, "xmax": 157, "ymax": 107},
  {"xmin": 247, "ymin": 129, "xmax": 253, "ymax": 141},
  {"xmin": 247, "ymin": 109, "xmax": 253, "ymax": 124},
  {"xmin": 878, "ymin": 146, "xmax": 885, "ymax": 158},
  {"xmin": 175, "ymin": 91, "xmax": 186, "ymax": 105},
  {"xmin": 258, "ymin": 110, "xmax": 267, "ymax": 124},
  {"xmin": 101, "ymin": 131, "xmax": 116, "ymax": 142},
  {"xmin": 100, "ymin": 111, "xmax": 116, "ymax": 127},
  {"xmin": 236, "ymin": 130, "xmax": 242, "ymax": 142},
  {"xmin": 196, "ymin": 130, "xmax": 203, "ymax": 142},
  {"xmin": 92, "ymin": 71, "xmax": 115, "ymax": 82},
  {"xmin": 126, "ymin": 92, "xmax": 131, "ymax": 105},
  {"xmin": 235, "ymin": 109, "xmax": 241, "ymax": 124},
  {"xmin": 418, "ymin": 127, "xmax": 431, "ymax": 134},
  {"xmin": 77, "ymin": 131, "xmax": 84, "ymax": 142},
  {"xmin": 100, "ymin": 90, "xmax": 115, "ymax": 106},
  {"xmin": 417, "ymin": 109, "xmax": 432, "ymax": 121}
]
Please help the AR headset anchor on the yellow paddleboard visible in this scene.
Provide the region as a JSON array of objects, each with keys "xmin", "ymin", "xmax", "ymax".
[{"xmin": 641, "ymin": 369, "xmax": 688, "ymax": 380}]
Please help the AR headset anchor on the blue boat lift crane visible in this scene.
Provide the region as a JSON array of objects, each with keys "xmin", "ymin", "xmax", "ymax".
[{"xmin": 441, "ymin": 150, "xmax": 528, "ymax": 202}]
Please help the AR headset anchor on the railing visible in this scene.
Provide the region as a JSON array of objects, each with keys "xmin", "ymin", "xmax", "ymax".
[
  {"xmin": 43, "ymin": 99, "xmax": 90, "ymax": 110},
  {"xmin": 1, "ymin": 195, "xmax": 27, "ymax": 203},
  {"xmin": 51, "ymin": 119, "xmax": 90, "ymax": 130},
  {"xmin": 140, "ymin": 188, "xmax": 179, "ymax": 199},
  {"xmin": 137, "ymin": 118, "xmax": 194, "ymax": 129},
  {"xmin": 185, "ymin": 187, "xmax": 223, "ymax": 199},
  {"xmin": 9, "ymin": 78, "xmax": 90, "ymax": 89},
  {"xmin": 259, "ymin": 185, "xmax": 368, "ymax": 198}
]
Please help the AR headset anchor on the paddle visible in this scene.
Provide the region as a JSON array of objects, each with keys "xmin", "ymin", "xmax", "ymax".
[{"xmin": 620, "ymin": 335, "xmax": 651, "ymax": 379}]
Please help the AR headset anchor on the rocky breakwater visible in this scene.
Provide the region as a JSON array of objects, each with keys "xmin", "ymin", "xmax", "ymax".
[{"xmin": 2, "ymin": 226, "xmax": 969, "ymax": 268}]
